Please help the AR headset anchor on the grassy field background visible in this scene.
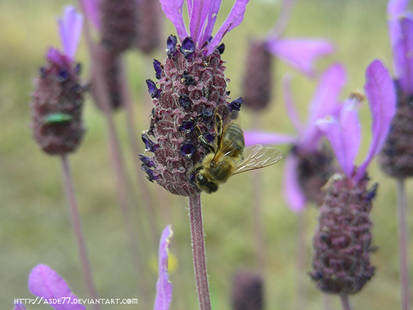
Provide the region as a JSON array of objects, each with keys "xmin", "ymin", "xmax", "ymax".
[{"xmin": 1, "ymin": 0, "xmax": 412, "ymax": 309}]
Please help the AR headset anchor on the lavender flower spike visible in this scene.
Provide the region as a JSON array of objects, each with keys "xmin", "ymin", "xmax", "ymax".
[
  {"xmin": 154, "ymin": 225, "xmax": 174, "ymax": 310},
  {"xmin": 58, "ymin": 6, "xmax": 83, "ymax": 60},
  {"xmin": 244, "ymin": 64, "xmax": 345, "ymax": 211},
  {"xmin": 28, "ymin": 264, "xmax": 86, "ymax": 310},
  {"xmin": 159, "ymin": 0, "xmax": 250, "ymax": 54}
]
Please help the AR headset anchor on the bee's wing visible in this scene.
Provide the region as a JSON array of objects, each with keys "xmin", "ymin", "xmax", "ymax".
[{"xmin": 233, "ymin": 145, "xmax": 283, "ymax": 175}]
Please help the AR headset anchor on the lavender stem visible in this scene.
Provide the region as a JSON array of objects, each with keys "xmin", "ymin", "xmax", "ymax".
[
  {"xmin": 60, "ymin": 155, "xmax": 100, "ymax": 310},
  {"xmin": 188, "ymin": 194, "xmax": 211, "ymax": 310},
  {"xmin": 119, "ymin": 62, "xmax": 159, "ymax": 242},
  {"xmin": 78, "ymin": 0, "xmax": 147, "ymax": 292},
  {"xmin": 268, "ymin": 0, "xmax": 296, "ymax": 38},
  {"xmin": 295, "ymin": 212, "xmax": 306, "ymax": 310},
  {"xmin": 396, "ymin": 178, "xmax": 411, "ymax": 310},
  {"xmin": 323, "ymin": 294, "xmax": 332, "ymax": 310},
  {"xmin": 339, "ymin": 294, "xmax": 352, "ymax": 310}
]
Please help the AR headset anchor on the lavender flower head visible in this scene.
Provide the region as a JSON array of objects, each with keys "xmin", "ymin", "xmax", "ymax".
[
  {"xmin": 244, "ymin": 64, "xmax": 346, "ymax": 211},
  {"xmin": 310, "ymin": 60, "xmax": 396, "ymax": 294},
  {"xmin": 31, "ymin": 6, "xmax": 85, "ymax": 155},
  {"xmin": 140, "ymin": 0, "xmax": 250, "ymax": 196},
  {"xmin": 379, "ymin": 0, "xmax": 413, "ymax": 177},
  {"xmin": 242, "ymin": 0, "xmax": 334, "ymax": 111}
]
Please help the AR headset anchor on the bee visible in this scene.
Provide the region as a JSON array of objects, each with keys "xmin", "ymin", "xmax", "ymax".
[{"xmin": 192, "ymin": 114, "xmax": 282, "ymax": 193}]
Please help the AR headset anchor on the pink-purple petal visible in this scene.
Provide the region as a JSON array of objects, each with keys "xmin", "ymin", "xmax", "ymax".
[
  {"xmin": 244, "ymin": 131, "xmax": 296, "ymax": 147},
  {"xmin": 28, "ymin": 264, "xmax": 85, "ymax": 310},
  {"xmin": 199, "ymin": 0, "xmax": 223, "ymax": 46},
  {"xmin": 283, "ymin": 155, "xmax": 306, "ymax": 212},
  {"xmin": 356, "ymin": 59, "xmax": 397, "ymax": 181},
  {"xmin": 300, "ymin": 64, "xmax": 346, "ymax": 150},
  {"xmin": 154, "ymin": 225, "xmax": 173, "ymax": 310},
  {"xmin": 189, "ymin": 0, "xmax": 208, "ymax": 45},
  {"xmin": 207, "ymin": 0, "xmax": 250, "ymax": 54},
  {"xmin": 282, "ymin": 75, "xmax": 303, "ymax": 133},
  {"xmin": 58, "ymin": 6, "xmax": 83, "ymax": 59},
  {"xmin": 393, "ymin": 17, "xmax": 413, "ymax": 94},
  {"xmin": 160, "ymin": 0, "xmax": 188, "ymax": 41},
  {"xmin": 14, "ymin": 304, "xmax": 26, "ymax": 310},
  {"xmin": 82, "ymin": 0, "xmax": 101, "ymax": 30},
  {"xmin": 265, "ymin": 38, "xmax": 334, "ymax": 76}
]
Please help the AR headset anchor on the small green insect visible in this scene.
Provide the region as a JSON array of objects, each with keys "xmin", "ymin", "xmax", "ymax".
[{"xmin": 43, "ymin": 113, "xmax": 73, "ymax": 124}]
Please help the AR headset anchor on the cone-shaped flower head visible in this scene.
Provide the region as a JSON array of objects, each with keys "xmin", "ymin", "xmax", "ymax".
[
  {"xmin": 137, "ymin": 0, "xmax": 162, "ymax": 54},
  {"xmin": 379, "ymin": 0, "xmax": 413, "ymax": 177},
  {"xmin": 139, "ymin": 0, "xmax": 250, "ymax": 196},
  {"xmin": 31, "ymin": 6, "xmax": 85, "ymax": 156},
  {"xmin": 310, "ymin": 60, "xmax": 396, "ymax": 295},
  {"xmin": 28, "ymin": 264, "xmax": 85, "ymax": 309},
  {"xmin": 231, "ymin": 270, "xmax": 264, "ymax": 310},
  {"xmin": 241, "ymin": 0, "xmax": 334, "ymax": 111},
  {"xmin": 244, "ymin": 64, "xmax": 346, "ymax": 211},
  {"xmin": 154, "ymin": 225, "xmax": 174, "ymax": 310}
]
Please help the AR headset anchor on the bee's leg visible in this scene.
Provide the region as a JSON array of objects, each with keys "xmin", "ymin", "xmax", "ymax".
[
  {"xmin": 214, "ymin": 113, "xmax": 224, "ymax": 148},
  {"xmin": 194, "ymin": 125, "xmax": 215, "ymax": 153}
]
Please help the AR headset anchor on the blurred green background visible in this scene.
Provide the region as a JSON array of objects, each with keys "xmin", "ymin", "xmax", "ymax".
[{"xmin": 1, "ymin": 0, "xmax": 412, "ymax": 309}]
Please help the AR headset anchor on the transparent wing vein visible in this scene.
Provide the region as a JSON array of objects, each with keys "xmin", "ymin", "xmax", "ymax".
[{"xmin": 233, "ymin": 145, "xmax": 283, "ymax": 175}]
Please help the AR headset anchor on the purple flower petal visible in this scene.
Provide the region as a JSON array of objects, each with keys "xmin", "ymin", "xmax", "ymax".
[
  {"xmin": 154, "ymin": 225, "xmax": 174, "ymax": 310},
  {"xmin": 83, "ymin": 0, "xmax": 101, "ymax": 30},
  {"xmin": 207, "ymin": 0, "xmax": 250, "ymax": 54},
  {"xmin": 265, "ymin": 38, "xmax": 334, "ymax": 76},
  {"xmin": 160, "ymin": 0, "xmax": 188, "ymax": 41},
  {"xmin": 300, "ymin": 64, "xmax": 346, "ymax": 150},
  {"xmin": 14, "ymin": 304, "xmax": 26, "ymax": 310},
  {"xmin": 316, "ymin": 98, "xmax": 361, "ymax": 178},
  {"xmin": 28, "ymin": 264, "xmax": 86, "ymax": 310},
  {"xmin": 199, "ymin": 0, "xmax": 223, "ymax": 47},
  {"xmin": 283, "ymin": 155, "xmax": 306, "ymax": 212},
  {"xmin": 388, "ymin": 0, "xmax": 409, "ymax": 17},
  {"xmin": 58, "ymin": 6, "xmax": 83, "ymax": 59},
  {"xmin": 282, "ymin": 75, "xmax": 303, "ymax": 133},
  {"xmin": 392, "ymin": 17, "xmax": 413, "ymax": 94},
  {"xmin": 189, "ymin": 0, "xmax": 214, "ymax": 46},
  {"xmin": 244, "ymin": 131, "xmax": 296, "ymax": 147},
  {"xmin": 356, "ymin": 60, "xmax": 397, "ymax": 181}
]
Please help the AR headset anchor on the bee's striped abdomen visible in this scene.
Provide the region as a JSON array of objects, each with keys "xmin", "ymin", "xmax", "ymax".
[{"xmin": 222, "ymin": 122, "xmax": 245, "ymax": 157}]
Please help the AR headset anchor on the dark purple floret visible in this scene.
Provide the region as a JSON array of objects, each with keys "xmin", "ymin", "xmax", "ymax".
[
  {"xmin": 179, "ymin": 94, "xmax": 192, "ymax": 110},
  {"xmin": 146, "ymin": 79, "xmax": 160, "ymax": 98},
  {"xmin": 179, "ymin": 120, "xmax": 195, "ymax": 132},
  {"xmin": 75, "ymin": 63, "xmax": 82, "ymax": 75},
  {"xmin": 139, "ymin": 154, "xmax": 155, "ymax": 168},
  {"xmin": 142, "ymin": 133, "xmax": 158, "ymax": 152},
  {"xmin": 204, "ymin": 133, "xmax": 215, "ymax": 143},
  {"xmin": 366, "ymin": 183, "xmax": 378, "ymax": 201},
  {"xmin": 153, "ymin": 59, "xmax": 163, "ymax": 79},
  {"xmin": 166, "ymin": 35, "xmax": 178, "ymax": 58},
  {"xmin": 180, "ymin": 142, "xmax": 195, "ymax": 157},
  {"xmin": 217, "ymin": 43, "xmax": 225, "ymax": 55},
  {"xmin": 39, "ymin": 67, "xmax": 47, "ymax": 78},
  {"xmin": 182, "ymin": 72, "xmax": 196, "ymax": 85},
  {"xmin": 229, "ymin": 97, "xmax": 243, "ymax": 111},
  {"xmin": 143, "ymin": 166, "xmax": 157, "ymax": 182},
  {"xmin": 57, "ymin": 70, "xmax": 69, "ymax": 82},
  {"xmin": 180, "ymin": 37, "xmax": 196, "ymax": 59},
  {"xmin": 201, "ymin": 107, "xmax": 214, "ymax": 119}
]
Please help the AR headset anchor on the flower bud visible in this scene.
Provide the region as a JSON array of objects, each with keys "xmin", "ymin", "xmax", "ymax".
[
  {"xmin": 379, "ymin": 81, "xmax": 413, "ymax": 178},
  {"xmin": 242, "ymin": 40, "xmax": 273, "ymax": 111},
  {"xmin": 310, "ymin": 174, "xmax": 376, "ymax": 294},
  {"xmin": 31, "ymin": 51, "xmax": 85, "ymax": 155}
]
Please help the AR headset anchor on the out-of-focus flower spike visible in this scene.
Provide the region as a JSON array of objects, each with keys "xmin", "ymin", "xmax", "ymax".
[
  {"xmin": 356, "ymin": 59, "xmax": 396, "ymax": 181},
  {"xmin": 28, "ymin": 264, "xmax": 86, "ymax": 310},
  {"xmin": 207, "ymin": 0, "xmax": 250, "ymax": 54},
  {"xmin": 136, "ymin": 0, "xmax": 162, "ymax": 54},
  {"xmin": 244, "ymin": 131, "xmax": 296, "ymax": 147},
  {"xmin": 13, "ymin": 304, "xmax": 26, "ymax": 310},
  {"xmin": 58, "ymin": 6, "xmax": 83, "ymax": 59},
  {"xmin": 283, "ymin": 74, "xmax": 303, "ymax": 133},
  {"xmin": 159, "ymin": 0, "xmax": 188, "ymax": 41},
  {"xmin": 393, "ymin": 17, "xmax": 413, "ymax": 94},
  {"xmin": 265, "ymin": 39, "xmax": 334, "ymax": 76},
  {"xmin": 154, "ymin": 225, "xmax": 174, "ymax": 310},
  {"xmin": 284, "ymin": 155, "xmax": 306, "ymax": 212},
  {"xmin": 83, "ymin": 0, "xmax": 101, "ymax": 30}
]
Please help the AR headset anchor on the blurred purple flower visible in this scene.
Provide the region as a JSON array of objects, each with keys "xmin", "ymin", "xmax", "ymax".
[
  {"xmin": 388, "ymin": 0, "xmax": 413, "ymax": 95},
  {"xmin": 154, "ymin": 225, "xmax": 174, "ymax": 310},
  {"xmin": 49, "ymin": 6, "xmax": 83, "ymax": 65},
  {"xmin": 28, "ymin": 264, "xmax": 86, "ymax": 310},
  {"xmin": 159, "ymin": 0, "xmax": 250, "ymax": 54},
  {"xmin": 82, "ymin": 0, "xmax": 101, "ymax": 30},
  {"xmin": 317, "ymin": 60, "xmax": 396, "ymax": 183},
  {"xmin": 244, "ymin": 64, "xmax": 346, "ymax": 211},
  {"xmin": 14, "ymin": 304, "xmax": 26, "ymax": 310}
]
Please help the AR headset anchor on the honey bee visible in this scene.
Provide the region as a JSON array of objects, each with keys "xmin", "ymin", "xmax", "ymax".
[{"xmin": 192, "ymin": 114, "xmax": 282, "ymax": 193}]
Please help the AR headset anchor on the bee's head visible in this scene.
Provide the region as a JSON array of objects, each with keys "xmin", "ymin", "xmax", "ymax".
[{"xmin": 194, "ymin": 169, "xmax": 218, "ymax": 193}]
